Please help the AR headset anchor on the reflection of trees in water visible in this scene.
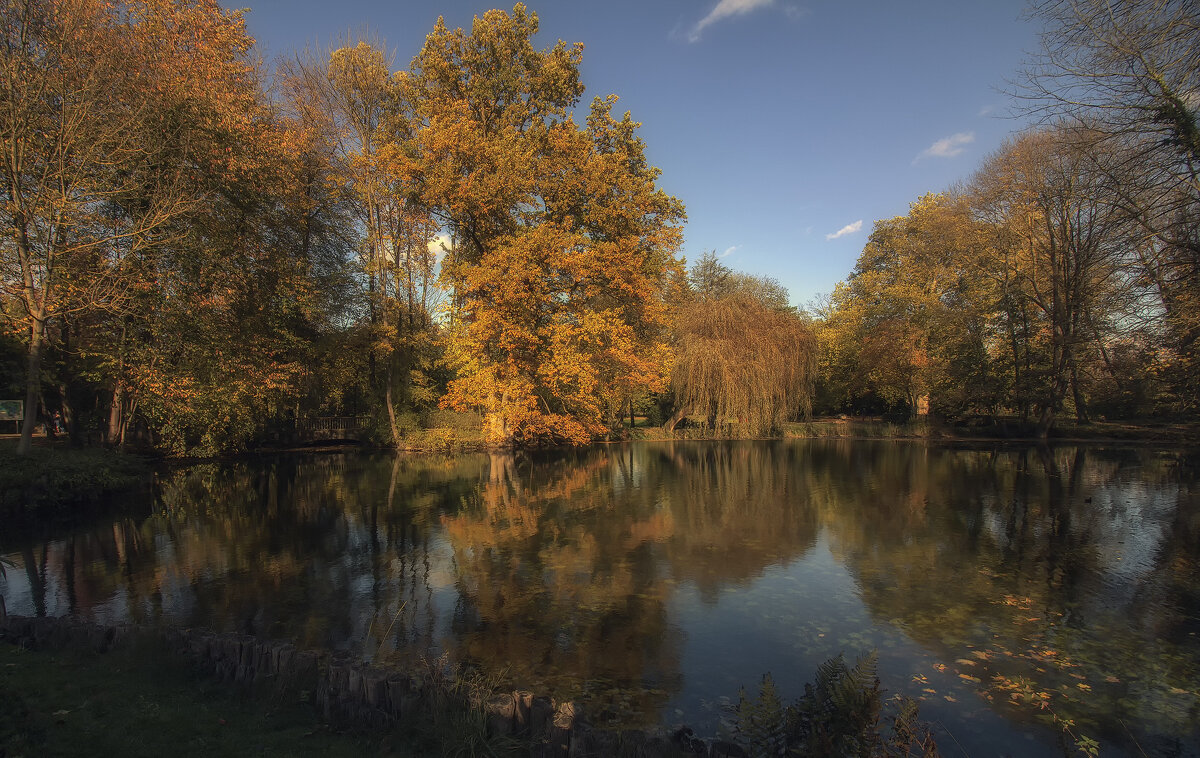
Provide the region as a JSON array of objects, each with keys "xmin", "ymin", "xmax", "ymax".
[
  {"xmin": 7, "ymin": 453, "xmax": 489, "ymax": 653},
  {"xmin": 440, "ymin": 448, "xmax": 679, "ymax": 723},
  {"xmin": 436, "ymin": 442, "xmax": 821, "ymax": 723},
  {"xmin": 654, "ymin": 442, "xmax": 820, "ymax": 600},
  {"xmin": 6, "ymin": 443, "xmax": 1196, "ymax": 749},
  {"xmin": 16, "ymin": 518, "xmax": 159, "ymax": 624},
  {"xmin": 818, "ymin": 443, "xmax": 1200, "ymax": 754}
]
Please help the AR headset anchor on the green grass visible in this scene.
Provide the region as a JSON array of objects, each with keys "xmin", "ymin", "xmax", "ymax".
[
  {"xmin": 0, "ymin": 640, "xmax": 405, "ymax": 757},
  {"xmin": 0, "ymin": 445, "xmax": 150, "ymax": 516},
  {"xmin": 394, "ymin": 426, "xmax": 488, "ymax": 453}
]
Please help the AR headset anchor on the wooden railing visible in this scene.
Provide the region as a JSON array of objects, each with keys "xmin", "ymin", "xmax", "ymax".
[{"xmin": 293, "ymin": 416, "xmax": 370, "ymax": 441}]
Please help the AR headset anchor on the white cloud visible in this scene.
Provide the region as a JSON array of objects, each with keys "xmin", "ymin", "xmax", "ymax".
[
  {"xmin": 720, "ymin": 245, "xmax": 739, "ymax": 258},
  {"xmin": 429, "ymin": 234, "xmax": 452, "ymax": 262},
  {"xmin": 977, "ymin": 105, "xmax": 995, "ymax": 117},
  {"xmin": 913, "ymin": 132, "xmax": 975, "ymax": 164},
  {"xmin": 689, "ymin": 0, "xmax": 775, "ymax": 42},
  {"xmin": 825, "ymin": 220, "xmax": 862, "ymax": 241}
]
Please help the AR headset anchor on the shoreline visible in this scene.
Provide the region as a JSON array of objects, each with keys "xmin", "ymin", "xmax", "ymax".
[{"xmin": 3, "ymin": 423, "xmax": 1195, "ymax": 521}]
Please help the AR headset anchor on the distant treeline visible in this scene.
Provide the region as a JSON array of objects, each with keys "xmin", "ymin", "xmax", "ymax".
[
  {"xmin": 814, "ymin": 1, "xmax": 1199, "ymax": 433},
  {"xmin": 1, "ymin": 1, "xmax": 1195, "ymax": 455}
]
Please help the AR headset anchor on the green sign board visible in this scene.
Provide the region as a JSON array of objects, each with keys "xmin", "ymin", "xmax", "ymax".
[{"xmin": 0, "ymin": 400, "xmax": 23, "ymax": 421}]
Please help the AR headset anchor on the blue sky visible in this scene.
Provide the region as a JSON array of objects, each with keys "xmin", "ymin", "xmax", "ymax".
[{"xmin": 236, "ymin": 0, "xmax": 1040, "ymax": 308}]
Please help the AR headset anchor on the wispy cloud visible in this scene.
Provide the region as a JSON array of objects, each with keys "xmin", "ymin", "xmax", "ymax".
[
  {"xmin": 689, "ymin": 0, "xmax": 775, "ymax": 42},
  {"xmin": 977, "ymin": 105, "xmax": 995, "ymax": 117},
  {"xmin": 720, "ymin": 245, "xmax": 739, "ymax": 258},
  {"xmin": 913, "ymin": 132, "xmax": 975, "ymax": 164},
  {"xmin": 826, "ymin": 220, "xmax": 862, "ymax": 241}
]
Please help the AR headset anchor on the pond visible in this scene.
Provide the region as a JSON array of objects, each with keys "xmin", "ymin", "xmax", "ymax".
[{"xmin": 2, "ymin": 440, "xmax": 1198, "ymax": 756}]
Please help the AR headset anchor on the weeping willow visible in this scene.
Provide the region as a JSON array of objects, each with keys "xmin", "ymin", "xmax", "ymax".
[{"xmin": 671, "ymin": 294, "xmax": 817, "ymax": 436}]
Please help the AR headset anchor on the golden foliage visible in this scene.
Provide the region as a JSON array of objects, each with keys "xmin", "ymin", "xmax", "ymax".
[
  {"xmin": 402, "ymin": 6, "xmax": 684, "ymax": 446},
  {"xmin": 673, "ymin": 292, "xmax": 816, "ymax": 436}
]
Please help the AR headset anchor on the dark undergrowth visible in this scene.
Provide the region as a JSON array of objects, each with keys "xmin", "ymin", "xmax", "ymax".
[
  {"xmin": 0, "ymin": 639, "xmax": 406, "ymax": 757},
  {"xmin": 0, "ymin": 445, "xmax": 151, "ymax": 520}
]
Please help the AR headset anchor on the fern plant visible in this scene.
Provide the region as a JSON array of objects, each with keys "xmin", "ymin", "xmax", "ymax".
[
  {"xmin": 724, "ymin": 652, "xmax": 939, "ymax": 758},
  {"xmin": 726, "ymin": 673, "xmax": 789, "ymax": 756},
  {"xmin": 793, "ymin": 652, "xmax": 882, "ymax": 758}
]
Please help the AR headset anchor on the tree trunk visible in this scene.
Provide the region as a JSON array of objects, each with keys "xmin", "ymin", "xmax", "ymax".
[
  {"xmin": 60, "ymin": 381, "xmax": 79, "ymax": 446},
  {"xmin": 385, "ymin": 358, "xmax": 401, "ymax": 448},
  {"xmin": 58, "ymin": 318, "xmax": 82, "ymax": 446},
  {"xmin": 486, "ymin": 392, "xmax": 513, "ymax": 446},
  {"xmin": 663, "ymin": 406, "xmax": 688, "ymax": 433},
  {"xmin": 1035, "ymin": 404, "xmax": 1056, "ymax": 439},
  {"xmin": 107, "ymin": 325, "xmax": 129, "ymax": 446},
  {"xmin": 108, "ymin": 380, "xmax": 125, "ymax": 446},
  {"xmin": 16, "ymin": 316, "xmax": 46, "ymax": 456},
  {"xmin": 39, "ymin": 392, "xmax": 55, "ymax": 440},
  {"xmin": 1069, "ymin": 357, "xmax": 1090, "ymax": 423}
]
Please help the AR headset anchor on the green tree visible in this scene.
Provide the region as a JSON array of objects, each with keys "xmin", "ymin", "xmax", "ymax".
[
  {"xmin": 321, "ymin": 40, "xmax": 443, "ymax": 445},
  {"xmin": 820, "ymin": 194, "xmax": 998, "ymax": 419}
]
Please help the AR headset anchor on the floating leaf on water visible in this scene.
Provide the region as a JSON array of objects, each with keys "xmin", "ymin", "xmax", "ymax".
[{"xmin": 959, "ymin": 674, "xmax": 982, "ymax": 684}]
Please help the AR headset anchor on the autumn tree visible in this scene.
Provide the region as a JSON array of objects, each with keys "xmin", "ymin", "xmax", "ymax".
[
  {"xmin": 668, "ymin": 253, "xmax": 815, "ymax": 436},
  {"xmin": 817, "ymin": 195, "xmax": 999, "ymax": 419},
  {"xmin": 283, "ymin": 39, "xmax": 444, "ymax": 446},
  {"xmin": 273, "ymin": 48, "xmax": 366, "ymax": 420},
  {"xmin": 0, "ymin": 0, "xmax": 230, "ymax": 453},
  {"xmin": 1021, "ymin": 0, "xmax": 1200, "ymax": 412},
  {"xmin": 0, "ymin": 0, "xmax": 337, "ymax": 455},
  {"xmin": 970, "ymin": 130, "xmax": 1136, "ymax": 435},
  {"xmin": 400, "ymin": 5, "xmax": 684, "ymax": 446}
]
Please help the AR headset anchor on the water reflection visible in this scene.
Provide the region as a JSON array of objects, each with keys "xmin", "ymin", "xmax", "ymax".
[{"xmin": 1, "ymin": 441, "xmax": 1197, "ymax": 756}]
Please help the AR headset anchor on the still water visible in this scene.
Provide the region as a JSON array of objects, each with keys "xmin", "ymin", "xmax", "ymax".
[{"xmin": 2, "ymin": 440, "xmax": 1198, "ymax": 756}]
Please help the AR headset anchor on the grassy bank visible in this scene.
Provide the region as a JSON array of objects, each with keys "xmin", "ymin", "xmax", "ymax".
[
  {"xmin": 0, "ymin": 445, "xmax": 151, "ymax": 517},
  {"xmin": 392, "ymin": 426, "xmax": 488, "ymax": 453},
  {"xmin": 0, "ymin": 640, "xmax": 398, "ymax": 757},
  {"xmin": 363, "ymin": 409, "xmax": 489, "ymax": 453},
  {"xmin": 784, "ymin": 417, "xmax": 1200, "ymax": 444},
  {"xmin": 624, "ymin": 416, "xmax": 1200, "ymax": 445}
]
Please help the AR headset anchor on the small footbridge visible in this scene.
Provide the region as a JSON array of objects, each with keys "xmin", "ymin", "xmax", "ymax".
[{"xmin": 292, "ymin": 416, "xmax": 371, "ymax": 444}]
